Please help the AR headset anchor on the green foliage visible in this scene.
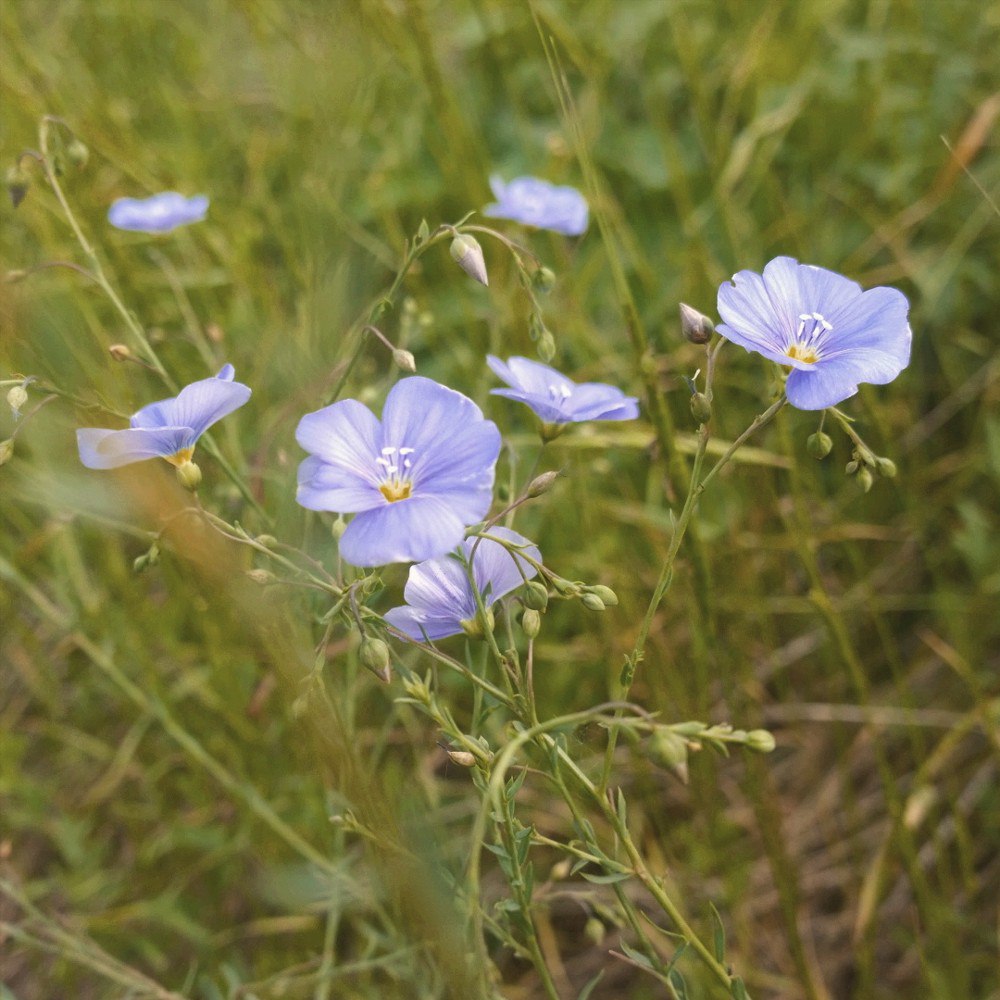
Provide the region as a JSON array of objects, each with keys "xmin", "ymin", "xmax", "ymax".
[{"xmin": 2, "ymin": 1, "xmax": 999, "ymax": 998}]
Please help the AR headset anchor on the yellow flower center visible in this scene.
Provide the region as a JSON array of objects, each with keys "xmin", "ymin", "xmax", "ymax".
[
  {"xmin": 376, "ymin": 445, "xmax": 415, "ymax": 503},
  {"xmin": 165, "ymin": 446, "xmax": 195, "ymax": 467},
  {"xmin": 785, "ymin": 343, "xmax": 819, "ymax": 365},
  {"xmin": 784, "ymin": 311, "xmax": 833, "ymax": 366}
]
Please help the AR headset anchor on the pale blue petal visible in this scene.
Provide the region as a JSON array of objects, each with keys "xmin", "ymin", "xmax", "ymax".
[
  {"xmin": 77, "ymin": 426, "xmax": 189, "ymax": 469},
  {"xmin": 823, "ymin": 286, "xmax": 912, "ymax": 364},
  {"xmin": 786, "ymin": 349, "xmax": 907, "ymax": 409},
  {"xmin": 489, "ymin": 388, "xmax": 569, "ymax": 422},
  {"xmin": 401, "ymin": 552, "xmax": 474, "ymax": 617},
  {"xmin": 384, "ymin": 604, "xmax": 464, "ymax": 641},
  {"xmin": 165, "ymin": 373, "xmax": 251, "ymax": 439},
  {"xmin": 108, "ymin": 192, "xmax": 209, "ymax": 233},
  {"xmin": 295, "ymin": 455, "xmax": 382, "ymax": 512},
  {"xmin": 295, "ymin": 399, "xmax": 381, "ymax": 488},
  {"xmin": 565, "ymin": 383, "xmax": 640, "ymax": 421},
  {"xmin": 339, "ymin": 495, "xmax": 468, "ymax": 566},
  {"xmin": 468, "ymin": 527, "xmax": 540, "ymax": 600}
]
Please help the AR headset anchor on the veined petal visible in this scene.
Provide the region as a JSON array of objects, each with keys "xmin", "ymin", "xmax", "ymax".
[
  {"xmin": 339, "ymin": 495, "xmax": 468, "ymax": 567},
  {"xmin": 785, "ymin": 348, "xmax": 908, "ymax": 410},
  {"xmin": 295, "ymin": 455, "xmax": 382, "ymax": 512},
  {"xmin": 383, "ymin": 604, "xmax": 465, "ymax": 642},
  {"xmin": 295, "ymin": 399, "xmax": 381, "ymax": 483},
  {"xmin": 77, "ymin": 426, "xmax": 190, "ymax": 469},
  {"xmin": 164, "ymin": 372, "xmax": 251, "ymax": 439},
  {"xmin": 822, "ymin": 286, "xmax": 912, "ymax": 364},
  {"xmin": 401, "ymin": 551, "xmax": 475, "ymax": 617},
  {"xmin": 565, "ymin": 383, "xmax": 640, "ymax": 421},
  {"xmin": 489, "ymin": 387, "xmax": 569, "ymax": 422},
  {"xmin": 468, "ymin": 527, "xmax": 540, "ymax": 600}
]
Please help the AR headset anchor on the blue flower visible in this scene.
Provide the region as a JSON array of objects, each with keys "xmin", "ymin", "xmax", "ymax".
[
  {"xmin": 716, "ymin": 256, "xmax": 912, "ymax": 410},
  {"xmin": 108, "ymin": 192, "xmax": 209, "ymax": 233},
  {"xmin": 487, "ymin": 355, "xmax": 640, "ymax": 424},
  {"xmin": 384, "ymin": 527, "xmax": 541, "ymax": 641},
  {"xmin": 484, "ymin": 175, "xmax": 588, "ymax": 236},
  {"xmin": 296, "ymin": 377, "xmax": 501, "ymax": 567},
  {"xmin": 77, "ymin": 365, "xmax": 251, "ymax": 469}
]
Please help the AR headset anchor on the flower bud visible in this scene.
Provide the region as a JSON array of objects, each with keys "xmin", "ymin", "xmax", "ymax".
[
  {"xmin": 533, "ymin": 266, "xmax": 557, "ymax": 294},
  {"xmin": 66, "ymin": 138, "xmax": 89, "ymax": 169},
  {"xmin": 845, "ymin": 460, "xmax": 859, "ymax": 475},
  {"xmin": 537, "ymin": 328, "xmax": 556, "ymax": 362},
  {"xmin": 0, "ymin": 438, "xmax": 14, "ymax": 466},
  {"xmin": 857, "ymin": 467, "xmax": 874, "ymax": 493},
  {"xmin": 875, "ymin": 456, "xmax": 897, "ymax": 479},
  {"xmin": 522, "ymin": 581, "xmax": 549, "ymax": 611},
  {"xmin": 175, "ymin": 460, "xmax": 202, "ymax": 491},
  {"xmin": 245, "ymin": 568, "xmax": 274, "ymax": 585},
  {"xmin": 689, "ymin": 392, "xmax": 712, "ymax": 424},
  {"xmin": 449, "ymin": 234, "xmax": 488, "ymax": 287},
  {"xmin": 746, "ymin": 729, "xmax": 776, "ymax": 753},
  {"xmin": 446, "ymin": 749, "xmax": 477, "ymax": 768},
  {"xmin": 525, "ymin": 470, "xmax": 560, "ymax": 498},
  {"xmin": 807, "ymin": 431, "xmax": 833, "ymax": 459},
  {"xmin": 587, "ymin": 585, "xmax": 618, "ymax": 607},
  {"xmin": 359, "ymin": 636, "xmax": 391, "ymax": 682},
  {"xmin": 551, "ymin": 576, "xmax": 579, "ymax": 596},
  {"xmin": 6, "ymin": 164, "xmax": 30, "ymax": 209},
  {"xmin": 7, "ymin": 385, "xmax": 28, "ymax": 420},
  {"xmin": 583, "ymin": 917, "xmax": 605, "ymax": 946},
  {"xmin": 108, "ymin": 344, "xmax": 133, "ymax": 362},
  {"xmin": 679, "ymin": 303, "xmax": 714, "ymax": 344},
  {"xmin": 392, "ymin": 348, "xmax": 416, "ymax": 373},
  {"xmin": 255, "ymin": 534, "xmax": 278, "ymax": 549},
  {"xmin": 521, "ymin": 608, "xmax": 541, "ymax": 638},
  {"xmin": 331, "ymin": 516, "xmax": 347, "ymax": 540},
  {"xmin": 648, "ymin": 729, "xmax": 689, "ymax": 769},
  {"xmin": 580, "ymin": 592, "xmax": 606, "ymax": 612}
]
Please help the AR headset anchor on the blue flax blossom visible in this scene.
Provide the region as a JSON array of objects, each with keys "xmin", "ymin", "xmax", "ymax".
[
  {"xmin": 296, "ymin": 377, "xmax": 501, "ymax": 567},
  {"xmin": 77, "ymin": 365, "xmax": 250, "ymax": 470},
  {"xmin": 484, "ymin": 176, "xmax": 588, "ymax": 236},
  {"xmin": 717, "ymin": 256, "xmax": 911, "ymax": 410},
  {"xmin": 487, "ymin": 355, "xmax": 640, "ymax": 425},
  {"xmin": 384, "ymin": 527, "xmax": 541, "ymax": 641},
  {"xmin": 108, "ymin": 192, "xmax": 209, "ymax": 233}
]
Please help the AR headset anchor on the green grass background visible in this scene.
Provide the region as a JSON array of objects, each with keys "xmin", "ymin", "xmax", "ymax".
[{"xmin": 2, "ymin": 1, "xmax": 999, "ymax": 997}]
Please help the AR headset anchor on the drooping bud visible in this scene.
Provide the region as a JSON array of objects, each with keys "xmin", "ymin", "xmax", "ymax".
[
  {"xmin": 533, "ymin": 266, "xmax": 557, "ymax": 294},
  {"xmin": 580, "ymin": 592, "xmax": 606, "ymax": 612},
  {"xmin": 66, "ymin": 138, "xmax": 89, "ymax": 170},
  {"xmin": 449, "ymin": 234, "xmax": 489, "ymax": 286},
  {"xmin": 522, "ymin": 581, "xmax": 549, "ymax": 611},
  {"xmin": 875, "ymin": 456, "xmax": 897, "ymax": 479},
  {"xmin": 331, "ymin": 516, "xmax": 347, "ymax": 540},
  {"xmin": 587, "ymin": 585, "xmax": 618, "ymax": 607},
  {"xmin": 392, "ymin": 348, "xmax": 416, "ymax": 373},
  {"xmin": 551, "ymin": 576, "xmax": 580, "ymax": 596},
  {"xmin": 746, "ymin": 729, "xmax": 777, "ymax": 753},
  {"xmin": 133, "ymin": 542, "xmax": 159, "ymax": 574},
  {"xmin": 6, "ymin": 163, "xmax": 30, "ymax": 209},
  {"xmin": 807, "ymin": 431, "xmax": 833, "ymax": 459},
  {"xmin": 521, "ymin": 608, "xmax": 541, "ymax": 639},
  {"xmin": 255, "ymin": 534, "xmax": 278, "ymax": 548},
  {"xmin": 647, "ymin": 729, "xmax": 689, "ymax": 783},
  {"xmin": 537, "ymin": 328, "xmax": 556, "ymax": 362},
  {"xmin": 525, "ymin": 470, "xmax": 560, "ymax": 498},
  {"xmin": 689, "ymin": 391, "xmax": 712, "ymax": 424},
  {"xmin": 857, "ymin": 467, "xmax": 874, "ymax": 493},
  {"xmin": 359, "ymin": 636, "xmax": 391, "ymax": 682},
  {"xmin": 583, "ymin": 917, "xmax": 605, "ymax": 946},
  {"xmin": 175, "ymin": 460, "xmax": 202, "ymax": 491},
  {"xmin": 108, "ymin": 344, "xmax": 133, "ymax": 362},
  {"xmin": 7, "ymin": 384, "xmax": 29, "ymax": 420},
  {"xmin": 446, "ymin": 749, "xmax": 476, "ymax": 768},
  {"xmin": 679, "ymin": 303, "xmax": 714, "ymax": 345},
  {"xmin": 0, "ymin": 438, "xmax": 15, "ymax": 466}
]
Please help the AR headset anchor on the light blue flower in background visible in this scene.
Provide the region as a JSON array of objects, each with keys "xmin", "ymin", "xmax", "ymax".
[
  {"xmin": 108, "ymin": 192, "xmax": 209, "ymax": 233},
  {"xmin": 716, "ymin": 256, "xmax": 912, "ymax": 410},
  {"xmin": 487, "ymin": 355, "xmax": 640, "ymax": 424},
  {"xmin": 484, "ymin": 175, "xmax": 588, "ymax": 236},
  {"xmin": 296, "ymin": 377, "xmax": 501, "ymax": 567},
  {"xmin": 384, "ymin": 527, "xmax": 541, "ymax": 641},
  {"xmin": 77, "ymin": 365, "xmax": 250, "ymax": 469}
]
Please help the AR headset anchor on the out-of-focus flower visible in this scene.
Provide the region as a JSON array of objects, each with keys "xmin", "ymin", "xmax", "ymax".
[
  {"xmin": 484, "ymin": 175, "xmax": 588, "ymax": 236},
  {"xmin": 108, "ymin": 192, "xmax": 209, "ymax": 233},
  {"xmin": 716, "ymin": 256, "xmax": 911, "ymax": 410},
  {"xmin": 77, "ymin": 364, "xmax": 250, "ymax": 470},
  {"xmin": 384, "ymin": 527, "xmax": 541, "ymax": 640},
  {"xmin": 296, "ymin": 377, "xmax": 501, "ymax": 567},
  {"xmin": 487, "ymin": 355, "xmax": 639, "ymax": 424}
]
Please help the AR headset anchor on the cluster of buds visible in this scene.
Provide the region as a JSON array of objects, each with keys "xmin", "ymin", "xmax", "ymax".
[
  {"xmin": 548, "ymin": 576, "xmax": 619, "ymax": 612},
  {"xmin": 846, "ymin": 445, "xmax": 896, "ymax": 493}
]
